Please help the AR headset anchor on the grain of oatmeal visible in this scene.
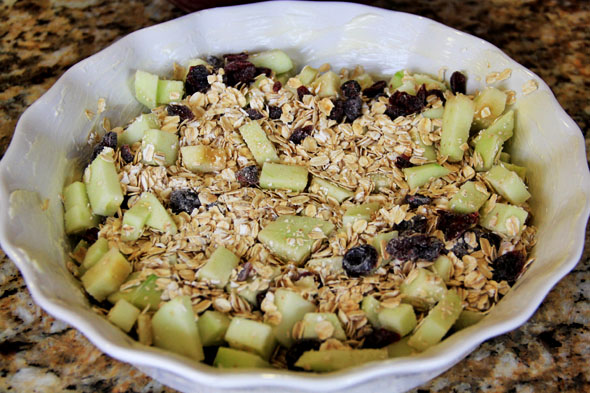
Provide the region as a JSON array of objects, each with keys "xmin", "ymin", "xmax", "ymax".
[{"xmin": 522, "ymin": 79, "xmax": 539, "ymax": 95}]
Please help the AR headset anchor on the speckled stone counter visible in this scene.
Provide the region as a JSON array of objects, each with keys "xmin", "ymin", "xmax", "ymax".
[{"xmin": 0, "ymin": 1, "xmax": 589, "ymax": 392}]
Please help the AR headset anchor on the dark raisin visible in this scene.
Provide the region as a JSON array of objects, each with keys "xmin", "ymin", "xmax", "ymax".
[
  {"xmin": 427, "ymin": 89, "xmax": 446, "ymax": 104},
  {"xmin": 386, "ymin": 89, "xmax": 425, "ymax": 120},
  {"xmin": 328, "ymin": 99, "xmax": 345, "ymax": 123},
  {"xmin": 363, "ymin": 328, "xmax": 400, "ymax": 349},
  {"xmin": 344, "ymin": 96, "xmax": 363, "ymax": 122},
  {"xmin": 474, "ymin": 228, "xmax": 502, "ymax": 249},
  {"xmin": 120, "ymin": 144, "xmax": 134, "ymax": 164},
  {"xmin": 246, "ymin": 108, "xmax": 263, "ymax": 120},
  {"xmin": 362, "ymin": 80, "xmax": 387, "ymax": 98},
  {"xmin": 169, "ymin": 189, "xmax": 201, "ymax": 214},
  {"xmin": 341, "ymin": 80, "xmax": 361, "ymax": 99},
  {"xmin": 286, "ymin": 339, "xmax": 321, "ymax": 370},
  {"xmin": 223, "ymin": 52, "xmax": 248, "ymax": 62},
  {"xmin": 492, "ymin": 251, "xmax": 526, "ymax": 285},
  {"xmin": 206, "ymin": 55, "xmax": 223, "ymax": 70},
  {"xmin": 451, "ymin": 236, "xmax": 472, "ymax": 259},
  {"xmin": 394, "ymin": 214, "xmax": 428, "ymax": 234},
  {"xmin": 166, "ymin": 104, "xmax": 194, "ymax": 122},
  {"xmin": 255, "ymin": 290, "xmax": 267, "ymax": 310},
  {"xmin": 256, "ymin": 67, "xmax": 272, "ymax": 77},
  {"xmin": 268, "ymin": 105, "xmax": 282, "ymax": 120},
  {"xmin": 91, "ymin": 131, "xmax": 118, "ymax": 161},
  {"xmin": 437, "ymin": 210, "xmax": 479, "ymax": 240},
  {"xmin": 224, "ymin": 60, "xmax": 257, "ymax": 86},
  {"xmin": 272, "ymin": 81, "xmax": 282, "ymax": 92},
  {"xmin": 386, "ymin": 234, "xmax": 444, "ymax": 262},
  {"xmin": 342, "ymin": 244, "xmax": 378, "ymax": 277},
  {"xmin": 236, "ymin": 262, "xmax": 252, "ymax": 282},
  {"xmin": 395, "ymin": 155, "xmax": 413, "ymax": 169},
  {"xmin": 79, "ymin": 227, "xmax": 99, "ymax": 244},
  {"xmin": 450, "ymin": 71, "xmax": 467, "ymax": 95},
  {"xmin": 405, "ymin": 194, "xmax": 431, "ymax": 209},
  {"xmin": 289, "ymin": 125, "xmax": 313, "ymax": 145},
  {"xmin": 185, "ymin": 65, "xmax": 210, "ymax": 95},
  {"xmin": 297, "ymin": 85, "xmax": 311, "ymax": 101},
  {"xmin": 236, "ymin": 165, "xmax": 259, "ymax": 187}
]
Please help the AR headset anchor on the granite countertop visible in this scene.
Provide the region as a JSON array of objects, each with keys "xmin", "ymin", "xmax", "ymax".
[{"xmin": 0, "ymin": 0, "xmax": 589, "ymax": 392}]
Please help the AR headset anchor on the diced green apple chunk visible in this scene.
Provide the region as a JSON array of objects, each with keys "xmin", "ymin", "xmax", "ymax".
[
  {"xmin": 309, "ymin": 177, "xmax": 353, "ymax": 203},
  {"xmin": 449, "ymin": 181, "xmax": 490, "ymax": 214},
  {"xmin": 362, "ymin": 295, "xmax": 382, "ymax": 328},
  {"xmin": 432, "ymin": 255, "xmax": 453, "ymax": 282},
  {"xmin": 312, "ymin": 71, "xmax": 341, "ymax": 98},
  {"xmin": 196, "ymin": 246, "xmax": 240, "ymax": 288},
  {"xmin": 474, "ymin": 133, "xmax": 503, "ymax": 172},
  {"xmin": 389, "ymin": 70, "xmax": 404, "ymax": 90},
  {"xmin": 378, "ymin": 304, "xmax": 417, "ymax": 337},
  {"xmin": 81, "ymin": 237, "xmax": 109, "ymax": 272},
  {"xmin": 248, "ymin": 50, "xmax": 294, "ymax": 74},
  {"xmin": 479, "ymin": 201, "xmax": 528, "ymax": 236},
  {"xmin": 152, "ymin": 295, "xmax": 204, "ymax": 361},
  {"xmin": 84, "ymin": 148, "xmax": 124, "ymax": 216},
  {"xmin": 402, "ymin": 163, "xmax": 450, "ymax": 189},
  {"xmin": 239, "ymin": 121, "xmax": 279, "ymax": 165},
  {"xmin": 500, "ymin": 161, "xmax": 527, "ymax": 180},
  {"xmin": 224, "ymin": 317, "xmax": 276, "ymax": 360},
  {"xmin": 413, "ymin": 73, "xmax": 447, "ymax": 91},
  {"xmin": 121, "ymin": 203, "xmax": 151, "ymax": 242},
  {"xmin": 259, "ymin": 163, "xmax": 309, "ymax": 192},
  {"xmin": 134, "ymin": 70, "xmax": 159, "ymax": 109},
  {"xmin": 370, "ymin": 174, "xmax": 392, "ymax": 192},
  {"xmin": 422, "ymin": 107, "xmax": 444, "ymax": 119},
  {"xmin": 81, "ymin": 247, "xmax": 132, "ymax": 301},
  {"xmin": 472, "ymin": 110, "xmax": 514, "ymax": 144},
  {"xmin": 342, "ymin": 203, "xmax": 380, "ymax": 226},
  {"xmin": 156, "ymin": 79, "xmax": 184, "ymax": 105},
  {"xmin": 400, "ymin": 268, "xmax": 447, "ymax": 310},
  {"xmin": 107, "ymin": 274, "xmax": 162, "ymax": 311},
  {"xmin": 136, "ymin": 313, "xmax": 152, "ymax": 345},
  {"xmin": 180, "ymin": 145, "xmax": 225, "ymax": 173},
  {"xmin": 214, "ymin": 347, "xmax": 270, "ymax": 369},
  {"xmin": 119, "ymin": 113, "xmax": 160, "ymax": 146},
  {"xmin": 440, "ymin": 94, "xmax": 475, "ymax": 162},
  {"xmin": 371, "ymin": 231, "xmax": 398, "ymax": 261},
  {"xmin": 354, "ymin": 73, "xmax": 374, "ymax": 89},
  {"xmin": 258, "ymin": 215, "xmax": 334, "ymax": 265},
  {"xmin": 484, "ymin": 165, "xmax": 531, "ymax": 205},
  {"xmin": 137, "ymin": 192, "xmax": 177, "ymax": 235},
  {"xmin": 472, "ymin": 87, "xmax": 507, "ymax": 130},
  {"xmin": 63, "ymin": 181, "xmax": 98, "ymax": 234},
  {"xmin": 294, "ymin": 349, "xmax": 388, "ymax": 372},
  {"xmin": 107, "ymin": 299, "xmax": 140, "ymax": 333},
  {"xmin": 409, "ymin": 129, "xmax": 437, "ymax": 161},
  {"xmin": 141, "ymin": 129, "xmax": 179, "ymax": 167},
  {"xmin": 302, "ymin": 312, "xmax": 346, "ymax": 341},
  {"xmin": 197, "ymin": 310, "xmax": 231, "ymax": 347},
  {"xmin": 387, "ymin": 336, "xmax": 415, "ymax": 358},
  {"xmin": 453, "ymin": 310, "xmax": 485, "ymax": 330},
  {"xmin": 71, "ymin": 239, "xmax": 88, "ymax": 264},
  {"xmin": 407, "ymin": 290, "xmax": 463, "ymax": 351},
  {"xmin": 296, "ymin": 65, "xmax": 319, "ymax": 86},
  {"xmin": 273, "ymin": 289, "xmax": 316, "ymax": 347}
]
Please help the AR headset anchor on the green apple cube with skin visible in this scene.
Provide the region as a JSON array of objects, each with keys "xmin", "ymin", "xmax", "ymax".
[
  {"xmin": 197, "ymin": 310, "xmax": 231, "ymax": 347},
  {"xmin": 450, "ymin": 181, "xmax": 490, "ymax": 214},
  {"xmin": 121, "ymin": 203, "xmax": 151, "ymax": 242},
  {"xmin": 371, "ymin": 231, "xmax": 398, "ymax": 261},
  {"xmin": 472, "ymin": 87, "xmax": 507, "ymax": 130},
  {"xmin": 432, "ymin": 255, "xmax": 453, "ymax": 282},
  {"xmin": 141, "ymin": 129, "xmax": 179, "ymax": 167},
  {"xmin": 500, "ymin": 161, "xmax": 527, "ymax": 180},
  {"xmin": 296, "ymin": 65, "xmax": 319, "ymax": 86},
  {"xmin": 81, "ymin": 247, "xmax": 132, "ymax": 302},
  {"xmin": 389, "ymin": 70, "xmax": 404, "ymax": 90},
  {"xmin": 71, "ymin": 239, "xmax": 88, "ymax": 264},
  {"xmin": 378, "ymin": 304, "xmax": 417, "ymax": 337},
  {"xmin": 81, "ymin": 237, "xmax": 109, "ymax": 273},
  {"xmin": 258, "ymin": 215, "xmax": 335, "ymax": 265},
  {"xmin": 214, "ymin": 347, "xmax": 270, "ymax": 369},
  {"xmin": 137, "ymin": 192, "xmax": 177, "ymax": 235},
  {"xmin": 107, "ymin": 274, "xmax": 162, "ymax": 311},
  {"xmin": 400, "ymin": 268, "xmax": 447, "ymax": 310},
  {"xmin": 408, "ymin": 289, "xmax": 464, "ymax": 351},
  {"xmin": 440, "ymin": 94, "xmax": 475, "ymax": 162},
  {"xmin": 484, "ymin": 165, "xmax": 531, "ymax": 205},
  {"xmin": 119, "ymin": 113, "xmax": 160, "ymax": 146},
  {"xmin": 63, "ymin": 181, "xmax": 98, "ymax": 234},
  {"xmin": 181, "ymin": 145, "xmax": 225, "ymax": 173},
  {"xmin": 294, "ymin": 349, "xmax": 388, "ymax": 372},
  {"xmin": 472, "ymin": 109, "xmax": 514, "ymax": 145},
  {"xmin": 259, "ymin": 163, "xmax": 309, "ymax": 192},
  {"xmin": 453, "ymin": 310, "xmax": 486, "ymax": 330},
  {"xmin": 474, "ymin": 133, "xmax": 504, "ymax": 172},
  {"xmin": 238, "ymin": 121, "xmax": 279, "ymax": 165},
  {"xmin": 151, "ymin": 295, "xmax": 204, "ymax": 362},
  {"xmin": 156, "ymin": 79, "xmax": 184, "ymax": 105},
  {"xmin": 196, "ymin": 246, "xmax": 240, "ymax": 288},
  {"xmin": 224, "ymin": 317, "xmax": 276, "ymax": 360},
  {"xmin": 248, "ymin": 49, "xmax": 294, "ymax": 74},
  {"xmin": 136, "ymin": 313, "xmax": 153, "ymax": 345},
  {"xmin": 387, "ymin": 336, "xmax": 415, "ymax": 358},
  {"xmin": 342, "ymin": 202, "xmax": 380, "ymax": 226},
  {"xmin": 302, "ymin": 312, "xmax": 346, "ymax": 341},
  {"xmin": 312, "ymin": 71, "xmax": 341, "ymax": 98},
  {"xmin": 107, "ymin": 299, "xmax": 140, "ymax": 333},
  {"xmin": 402, "ymin": 163, "xmax": 450, "ymax": 189},
  {"xmin": 273, "ymin": 289, "xmax": 316, "ymax": 347},
  {"xmin": 413, "ymin": 73, "xmax": 447, "ymax": 91},
  {"xmin": 361, "ymin": 295, "xmax": 382, "ymax": 328},
  {"xmin": 84, "ymin": 148, "xmax": 124, "ymax": 216},
  {"xmin": 134, "ymin": 70, "xmax": 159, "ymax": 109},
  {"xmin": 309, "ymin": 177, "xmax": 353, "ymax": 203},
  {"xmin": 479, "ymin": 201, "xmax": 528, "ymax": 236},
  {"xmin": 422, "ymin": 107, "xmax": 444, "ymax": 119}
]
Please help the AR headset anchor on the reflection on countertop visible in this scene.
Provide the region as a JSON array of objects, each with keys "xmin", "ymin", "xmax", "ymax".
[{"xmin": 0, "ymin": 0, "xmax": 589, "ymax": 392}]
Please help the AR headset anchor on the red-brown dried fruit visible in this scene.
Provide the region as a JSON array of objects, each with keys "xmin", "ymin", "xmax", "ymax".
[
  {"xmin": 185, "ymin": 64, "xmax": 210, "ymax": 96},
  {"xmin": 450, "ymin": 71, "xmax": 467, "ymax": 95},
  {"xmin": 169, "ymin": 189, "xmax": 201, "ymax": 214},
  {"xmin": 236, "ymin": 262, "xmax": 252, "ymax": 282},
  {"xmin": 167, "ymin": 104, "xmax": 195, "ymax": 122},
  {"xmin": 341, "ymin": 80, "xmax": 361, "ymax": 99},
  {"xmin": 286, "ymin": 339, "xmax": 321, "ymax": 370},
  {"xmin": 289, "ymin": 125, "xmax": 313, "ymax": 145},
  {"xmin": 272, "ymin": 81, "xmax": 282, "ymax": 92},
  {"xmin": 206, "ymin": 55, "xmax": 223, "ymax": 70},
  {"xmin": 256, "ymin": 67, "xmax": 272, "ymax": 77},
  {"xmin": 236, "ymin": 165, "xmax": 259, "ymax": 187},
  {"xmin": 344, "ymin": 96, "xmax": 363, "ymax": 121},
  {"xmin": 246, "ymin": 108, "xmax": 263, "ymax": 120},
  {"xmin": 437, "ymin": 210, "xmax": 479, "ymax": 240},
  {"xmin": 405, "ymin": 194, "xmax": 432, "ymax": 209},
  {"xmin": 386, "ymin": 234, "xmax": 444, "ymax": 262},
  {"xmin": 120, "ymin": 144, "xmax": 134, "ymax": 164},
  {"xmin": 268, "ymin": 105, "xmax": 282, "ymax": 120},
  {"xmin": 328, "ymin": 99, "xmax": 345, "ymax": 123},
  {"xmin": 223, "ymin": 52, "xmax": 248, "ymax": 62},
  {"xmin": 492, "ymin": 251, "xmax": 526, "ymax": 285},
  {"xmin": 224, "ymin": 60, "xmax": 257, "ymax": 86},
  {"xmin": 394, "ymin": 214, "xmax": 428, "ymax": 234},
  {"xmin": 362, "ymin": 80, "xmax": 387, "ymax": 98},
  {"xmin": 363, "ymin": 328, "xmax": 400, "ymax": 349},
  {"xmin": 91, "ymin": 131, "xmax": 117, "ymax": 161},
  {"xmin": 343, "ymin": 245, "xmax": 378, "ymax": 277},
  {"xmin": 385, "ymin": 84, "xmax": 445, "ymax": 120},
  {"xmin": 297, "ymin": 85, "xmax": 311, "ymax": 101},
  {"xmin": 395, "ymin": 155, "xmax": 413, "ymax": 169}
]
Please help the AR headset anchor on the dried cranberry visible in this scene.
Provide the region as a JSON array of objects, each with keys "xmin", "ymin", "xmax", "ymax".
[
  {"xmin": 206, "ymin": 55, "xmax": 223, "ymax": 70},
  {"xmin": 405, "ymin": 194, "xmax": 432, "ymax": 209},
  {"xmin": 268, "ymin": 105, "xmax": 282, "ymax": 120},
  {"xmin": 286, "ymin": 339, "xmax": 321, "ymax": 370},
  {"xmin": 167, "ymin": 104, "xmax": 194, "ymax": 122},
  {"xmin": 437, "ymin": 210, "xmax": 479, "ymax": 240},
  {"xmin": 246, "ymin": 108, "xmax": 263, "ymax": 120},
  {"xmin": 297, "ymin": 85, "xmax": 311, "ymax": 101},
  {"xmin": 344, "ymin": 96, "xmax": 363, "ymax": 121},
  {"xmin": 169, "ymin": 189, "xmax": 201, "ymax": 214},
  {"xmin": 91, "ymin": 131, "xmax": 118, "ymax": 160},
  {"xmin": 223, "ymin": 52, "xmax": 248, "ymax": 62},
  {"xmin": 256, "ymin": 67, "xmax": 272, "ymax": 77},
  {"xmin": 224, "ymin": 60, "xmax": 257, "ymax": 86},
  {"xmin": 236, "ymin": 262, "xmax": 252, "ymax": 282},
  {"xmin": 363, "ymin": 328, "xmax": 400, "ymax": 349},
  {"xmin": 450, "ymin": 71, "xmax": 467, "ymax": 95},
  {"xmin": 120, "ymin": 144, "xmax": 134, "ymax": 164},
  {"xmin": 236, "ymin": 165, "xmax": 259, "ymax": 187},
  {"xmin": 394, "ymin": 214, "xmax": 428, "ymax": 234},
  {"xmin": 492, "ymin": 251, "xmax": 526, "ymax": 285},
  {"xmin": 362, "ymin": 80, "xmax": 387, "ymax": 98},
  {"xmin": 272, "ymin": 81, "xmax": 282, "ymax": 92},
  {"xmin": 395, "ymin": 155, "xmax": 413, "ymax": 169},
  {"xmin": 289, "ymin": 125, "xmax": 313, "ymax": 145},
  {"xmin": 342, "ymin": 244, "xmax": 378, "ymax": 277},
  {"xmin": 328, "ymin": 99, "xmax": 345, "ymax": 123},
  {"xmin": 386, "ymin": 234, "xmax": 444, "ymax": 262},
  {"xmin": 341, "ymin": 80, "xmax": 361, "ymax": 99},
  {"xmin": 185, "ymin": 64, "xmax": 210, "ymax": 95}
]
